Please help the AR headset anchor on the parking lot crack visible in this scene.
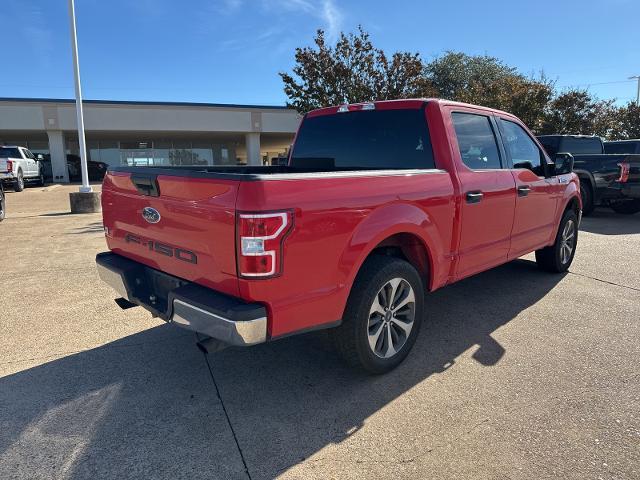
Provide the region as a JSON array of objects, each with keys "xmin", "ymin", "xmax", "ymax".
[
  {"xmin": 202, "ymin": 350, "xmax": 253, "ymax": 480},
  {"xmin": 569, "ymin": 271, "xmax": 640, "ymax": 292}
]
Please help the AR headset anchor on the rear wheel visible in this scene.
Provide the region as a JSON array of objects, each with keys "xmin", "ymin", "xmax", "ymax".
[
  {"xmin": 14, "ymin": 170, "xmax": 24, "ymax": 192},
  {"xmin": 329, "ymin": 255, "xmax": 424, "ymax": 374},
  {"xmin": 580, "ymin": 181, "xmax": 594, "ymax": 215},
  {"xmin": 610, "ymin": 200, "xmax": 640, "ymax": 215},
  {"xmin": 535, "ymin": 209, "xmax": 578, "ymax": 273},
  {"xmin": 35, "ymin": 168, "xmax": 45, "ymax": 187}
]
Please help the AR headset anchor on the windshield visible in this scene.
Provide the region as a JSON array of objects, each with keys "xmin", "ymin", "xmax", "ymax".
[
  {"xmin": 0, "ymin": 147, "xmax": 21, "ymax": 158},
  {"xmin": 291, "ymin": 108, "xmax": 435, "ymax": 169}
]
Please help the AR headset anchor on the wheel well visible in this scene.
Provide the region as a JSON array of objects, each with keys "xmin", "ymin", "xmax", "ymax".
[
  {"xmin": 565, "ymin": 195, "xmax": 580, "ymax": 216},
  {"xmin": 368, "ymin": 233, "xmax": 432, "ymax": 290}
]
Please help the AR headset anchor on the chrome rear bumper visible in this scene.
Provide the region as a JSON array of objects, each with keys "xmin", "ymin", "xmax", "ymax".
[{"xmin": 96, "ymin": 252, "xmax": 267, "ymax": 346}]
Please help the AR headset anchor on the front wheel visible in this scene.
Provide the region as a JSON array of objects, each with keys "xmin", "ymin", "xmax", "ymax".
[
  {"xmin": 535, "ymin": 209, "xmax": 578, "ymax": 273},
  {"xmin": 14, "ymin": 170, "xmax": 24, "ymax": 192},
  {"xmin": 610, "ymin": 200, "xmax": 640, "ymax": 215},
  {"xmin": 329, "ymin": 255, "xmax": 424, "ymax": 374}
]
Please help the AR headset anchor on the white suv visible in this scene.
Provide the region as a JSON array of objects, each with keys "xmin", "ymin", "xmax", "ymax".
[{"xmin": 0, "ymin": 146, "xmax": 45, "ymax": 192}]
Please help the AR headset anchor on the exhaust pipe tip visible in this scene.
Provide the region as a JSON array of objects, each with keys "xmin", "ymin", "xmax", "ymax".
[{"xmin": 196, "ymin": 337, "xmax": 228, "ymax": 354}]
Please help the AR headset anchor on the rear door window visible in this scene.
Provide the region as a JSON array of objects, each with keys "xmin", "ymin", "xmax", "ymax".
[
  {"xmin": 291, "ymin": 108, "xmax": 435, "ymax": 169},
  {"xmin": 451, "ymin": 112, "xmax": 502, "ymax": 170}
]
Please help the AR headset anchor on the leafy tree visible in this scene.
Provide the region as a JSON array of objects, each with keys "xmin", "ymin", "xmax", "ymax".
[
  {"xmin": 424, "ymin": 52, "xmax": 553, "ymax": 132},
  {"xmin": 281, "ymin": 27, "xmax": 638, "ymax": 139},
  {"xmin": 279, "ymin": 27, "xmax": 432, "ymax": 112},
  {"xmin": 540, "ymin": 89, "xmax": 618, "ymax": 137},
  {"xmin": 608, "ymin": 102, "xmax": 640, "ymax": 139}
]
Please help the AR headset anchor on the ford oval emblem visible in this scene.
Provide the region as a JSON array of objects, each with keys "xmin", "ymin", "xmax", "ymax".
[{"xmin": 142, "ymin": 207, "xmax": 161, "ymax": 224}]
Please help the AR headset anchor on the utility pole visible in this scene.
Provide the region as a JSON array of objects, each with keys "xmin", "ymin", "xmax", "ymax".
[
  {"xmin": 630, "ymin": 76, "xmax": 640, "ymax": 105},
  {"xmin": 67, "ymin": 0, "xmax": 101, "ymax": 213},
  {"xmin": 67, "ymin": 0, "xmax": 91, "ymax": 193}
]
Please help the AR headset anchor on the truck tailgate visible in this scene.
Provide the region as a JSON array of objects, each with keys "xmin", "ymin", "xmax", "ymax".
[{"xmin": 101, "ymin": 171, "xmax": 240, "ymax": 297}]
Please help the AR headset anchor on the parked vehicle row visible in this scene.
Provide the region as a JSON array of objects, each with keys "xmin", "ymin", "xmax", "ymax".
[
  {"xmin": 537, "ymin": 135, "xmax": 640, "ymax": 215},
  {"xmin": 96, "ymin": 99, "xmax": 581, "ymax": 374},
  {"xmin": 39, "ymin": 153, "xmax": 108, "ymax": 183},
  {"xmin": 0, "ymin": 146, "xmax": 45, "ymax": 192}
]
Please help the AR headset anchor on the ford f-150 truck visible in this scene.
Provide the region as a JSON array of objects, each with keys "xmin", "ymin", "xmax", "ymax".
[
  {"xmin": 537, "ymin": 135, "xmax": 640, "ymax": 215},
  {"xmin": 0, "ymin": 146, "xmax": 45, "ymax": 192},
  {"xmin": 96, "ymin": 99, "xmax": 581, "ymax": 373}
]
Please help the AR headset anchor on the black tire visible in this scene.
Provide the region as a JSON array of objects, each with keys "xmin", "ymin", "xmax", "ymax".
[
  {"xmin": 580, "ymin": 181, "xmax": 594, "ymax": 216},
  {"xmin": 329, "ymin": 255, "xmax": 425, "ymax": 374},
  {"xmin": 0, "ymin": 187, "xmax": 5, "ymax": 222},
  {"xmin": 535, "ymin": 209, "xmax": 578, "ymax": 273},
  {"xmin": 14, "ymin": 169, "xmax": 24, "ymax": 192},
  {"xmin": 610, "ymin": 200, "xmax": 640, "ymax": 215}
]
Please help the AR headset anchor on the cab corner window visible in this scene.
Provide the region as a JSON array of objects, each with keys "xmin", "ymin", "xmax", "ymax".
[
  {"xmin": 500, "ymin": 119, "xmax": 545, "ymax": 176},
  {"xmin": 451, "ymin": 112, "xmax": 502, "ymax": 170}
]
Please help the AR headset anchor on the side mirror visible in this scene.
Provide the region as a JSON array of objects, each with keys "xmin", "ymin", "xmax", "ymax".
[
  {"xmin": 553, "ymin": 152, "xmax": 574, "ymax": 175},
  {"xmin": 37, "ymin": 154, "xmax": 44, "ymax": 160}
]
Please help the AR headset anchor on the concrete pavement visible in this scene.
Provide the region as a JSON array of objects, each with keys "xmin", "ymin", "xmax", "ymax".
[{"xmin": 0, "ymin": 184, "xmax": 638, "ymax": 479}]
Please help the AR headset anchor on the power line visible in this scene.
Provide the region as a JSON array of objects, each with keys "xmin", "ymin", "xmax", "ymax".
[{"xmin": 557, "ymin": 79, "xmax": 636, "ymax": 88}]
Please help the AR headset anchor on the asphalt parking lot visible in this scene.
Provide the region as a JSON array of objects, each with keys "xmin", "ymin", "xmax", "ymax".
[{"xmin": 0, "ymin": 184, "xmax": 638, "ymax": 480}]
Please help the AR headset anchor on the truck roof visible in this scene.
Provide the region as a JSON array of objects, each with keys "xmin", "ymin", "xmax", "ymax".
[{"xmin": 305, "ymin": 98, "xmax": 517, "ymax": 119}]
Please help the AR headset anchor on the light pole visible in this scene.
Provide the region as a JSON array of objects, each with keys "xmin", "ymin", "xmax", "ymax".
[
  {"xmin": 630, "ymin": 76, "xmax": 640, "ymax": 106},
  {"xmin": 67, "ymin": 0, "xmax": 91, "ymax": 193}
]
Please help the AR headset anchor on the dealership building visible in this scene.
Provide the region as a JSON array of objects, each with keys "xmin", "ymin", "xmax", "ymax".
[{"xmin": 0, "ymin": 97, "xmax": 300, "ymax": 182}]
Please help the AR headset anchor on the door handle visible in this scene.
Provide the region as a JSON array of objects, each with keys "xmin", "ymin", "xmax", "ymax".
[
  {"xmin": 466, "ymin": 191, "xmax": 484, "ymax": 204},
  {"xmin": 517, "ymin": 186, "xmax": 531, "ymax": 197}
]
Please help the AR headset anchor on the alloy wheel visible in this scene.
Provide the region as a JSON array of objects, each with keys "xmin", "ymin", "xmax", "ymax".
[
  {"xmin": 560, "ymin": 220, "xmax": 575, "ymax": 265},
  {"xmin": 367, "ymin": 277, "xmax": 416, "ymax": 358}
]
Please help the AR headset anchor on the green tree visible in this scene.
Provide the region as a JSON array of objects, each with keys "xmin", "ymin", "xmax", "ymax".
[
  {"xmin": 424, "ymin": 52, "xmax": 554, "ymax": 133},
  {"xmin": 540, "ymin": 89, "xmax": 619, "ymax": 137},
  {"xmin": 279, "ymin": 27, "xmax": 433, "ymax": 112},
  {"xmin": 608, "ymin": 102, "xmax": 640, "ymax": 139}
]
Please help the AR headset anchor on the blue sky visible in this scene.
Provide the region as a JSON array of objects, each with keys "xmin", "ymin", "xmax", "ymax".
[{"xmin": 2, "ymin": 0, "xmax": 639, "ymax": 106}]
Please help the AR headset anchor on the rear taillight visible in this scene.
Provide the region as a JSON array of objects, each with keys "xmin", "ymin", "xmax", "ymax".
[
  {"xmin": 617, "ymin": 162, "xmax": 630, "ymax": 183},
  {"xmin": 5, "ymin": 160, "xmax": 12, "ymax": 173},
  {"xmin": 237, "ymin": 211, "xmax": 293, "ymax": 278}
]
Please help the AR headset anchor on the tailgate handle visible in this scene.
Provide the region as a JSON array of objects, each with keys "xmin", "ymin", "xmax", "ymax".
[{"xmin": 131, "ymin": 174, "xmax": 160, "ymax": 197}]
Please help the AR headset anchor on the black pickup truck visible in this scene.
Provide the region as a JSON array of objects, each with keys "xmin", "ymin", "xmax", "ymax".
[{"xmin": 537, "ymin": 135, "xmax": 640, "ymax": 215}]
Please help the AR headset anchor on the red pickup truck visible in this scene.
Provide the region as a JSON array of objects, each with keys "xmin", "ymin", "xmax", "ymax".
[{"xmin": 96, "ymin": 99, "xmax": 581, "ymax": 373}]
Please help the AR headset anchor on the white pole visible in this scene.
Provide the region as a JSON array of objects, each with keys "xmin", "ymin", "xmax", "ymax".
[
  {"xmin": 630, "ymin": 76, "xmax": 640, "ymax": 106},
  {"xmin": 67, "ymin": 0, "xmax": 91, "ymax": 193}
]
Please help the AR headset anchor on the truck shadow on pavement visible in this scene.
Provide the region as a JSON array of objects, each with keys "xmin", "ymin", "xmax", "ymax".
[
  {"xmin": 0, "ymin": 259, "xmax": 565, "ymax": 480},
  {"xmin": 579, "ymin": 209, "xmax": 640, "ymax": 235}
]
